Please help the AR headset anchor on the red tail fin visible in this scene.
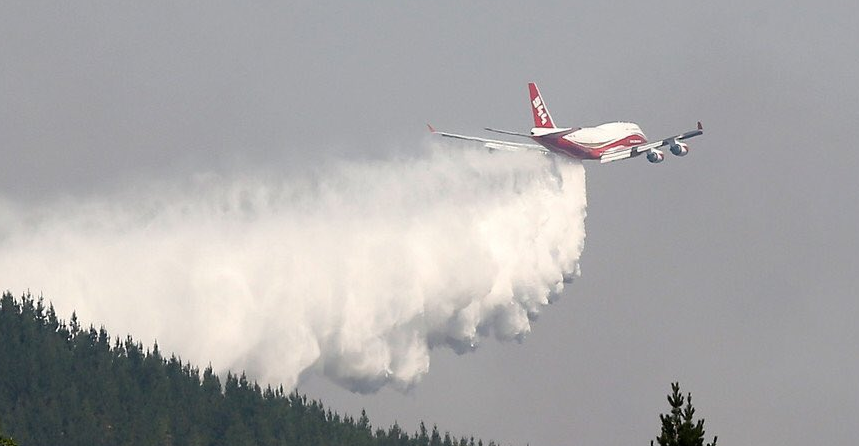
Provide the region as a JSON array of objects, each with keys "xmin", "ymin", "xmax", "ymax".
[{"xmin": 528, "ymin": 82, "xmax": 555, "ymax": 128}]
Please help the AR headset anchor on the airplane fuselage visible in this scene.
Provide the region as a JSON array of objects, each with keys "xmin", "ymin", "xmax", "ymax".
[{"xmin": 530, "ymin": 122, "xmax": 648, "ymax": 160}]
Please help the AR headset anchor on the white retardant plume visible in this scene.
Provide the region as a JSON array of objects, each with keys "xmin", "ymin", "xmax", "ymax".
[{"xmin": 0, "ymin": 144, "xmax": 587, "ymax": 393}]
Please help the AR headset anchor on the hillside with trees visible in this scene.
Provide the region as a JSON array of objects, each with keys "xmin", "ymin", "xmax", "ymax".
[{"xmin": 0, "ymin": 292, "xmax": 494, "ymax": 446}]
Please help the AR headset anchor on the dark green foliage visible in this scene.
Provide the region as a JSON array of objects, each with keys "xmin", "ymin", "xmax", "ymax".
[
  {"xmin": 652, "ymin": 382, "xmax": 717, "ymax": 446},
  {"xmin": 0, "ymin": 417, "xmax": 18, "ymax": 446},
  {"xmin": 0, "ymin": 292, "xmax": 495, "ymax": 446}
]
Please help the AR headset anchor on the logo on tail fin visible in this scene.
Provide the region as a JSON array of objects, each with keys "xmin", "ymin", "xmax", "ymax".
[
  {"xmin": 528, "ymin": 82, "xmax": 555, "ymax": 128},
  {"xmin": 532, "ymin": 97, "xmax": 549, "ymax": 125}
]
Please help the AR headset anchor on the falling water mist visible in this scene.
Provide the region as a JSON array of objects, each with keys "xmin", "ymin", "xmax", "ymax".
[{"xmin": 0, "ymin": 143, "xmax": 587, "ymax": 393}]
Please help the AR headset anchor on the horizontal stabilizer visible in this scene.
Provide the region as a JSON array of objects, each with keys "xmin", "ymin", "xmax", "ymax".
[{"xmin": 484, "ymin": 127, "xmax": 533, "ymax": 138}]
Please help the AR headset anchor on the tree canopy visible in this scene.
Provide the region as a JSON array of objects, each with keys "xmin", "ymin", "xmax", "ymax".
[{"xmin": 0, "ymin": 291, "xmax": 496, "ymax": 446}]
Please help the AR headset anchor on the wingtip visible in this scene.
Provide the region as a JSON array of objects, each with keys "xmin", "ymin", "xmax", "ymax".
[{"xmin": 427, "ymin": 123, "xmax": 436, "ymax": 133}]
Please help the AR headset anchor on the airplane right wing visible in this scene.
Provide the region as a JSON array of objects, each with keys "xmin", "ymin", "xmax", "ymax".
[
  {"xmin": 427, "ymin": 124, "xmax": 549, "ymax": 154},
  {"xmin": 600, "ymin": 121, "xmax": 704, "ymax": 164}
]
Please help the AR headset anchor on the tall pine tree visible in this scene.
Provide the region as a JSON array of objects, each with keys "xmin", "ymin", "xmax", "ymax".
[{"xmin": 652, "ymin": 382, "xmax": 717, "ymax": 446}]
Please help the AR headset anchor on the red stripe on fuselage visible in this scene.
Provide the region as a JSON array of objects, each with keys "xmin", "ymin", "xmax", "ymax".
[{"xmin": 531, "ymin": 131, "xmax": 647, "ymax": 160}]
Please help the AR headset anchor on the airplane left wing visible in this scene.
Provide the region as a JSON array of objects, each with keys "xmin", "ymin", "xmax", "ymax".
[
  {"xmin": 600, "ymin": 121, "xmax": 704, "ymax": 164},
  {"xmin": 427, "ymin": 124, "xmax": 549, "ymax": 153}
]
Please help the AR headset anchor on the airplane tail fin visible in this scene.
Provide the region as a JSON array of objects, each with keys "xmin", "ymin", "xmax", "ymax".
[{"xmin": 528, "ymin": 82, "xmax": 556, "ymax": 128}]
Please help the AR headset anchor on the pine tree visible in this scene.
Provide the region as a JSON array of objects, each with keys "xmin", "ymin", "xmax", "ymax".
[
  {"xmin": 652, "ymin": 382, "xmax": 717, "ymax": 446},
  {"xmin": 430, "ymin": 425, "xmax": 442, "ymax": 446}
]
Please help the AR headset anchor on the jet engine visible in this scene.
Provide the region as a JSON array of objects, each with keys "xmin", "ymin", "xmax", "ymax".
[
  {"xmin": 647, "ymin": 149, "xmax": 665, "ymax": 163},
  {"xmin": 670, "ymin": 142, "xmax": 689, "ymax": 156}
]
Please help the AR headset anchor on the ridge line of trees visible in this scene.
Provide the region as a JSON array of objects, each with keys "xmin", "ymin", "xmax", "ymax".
[{"xmin": 0, "ymin": 291, "xmax": 498, "ymax": 446}]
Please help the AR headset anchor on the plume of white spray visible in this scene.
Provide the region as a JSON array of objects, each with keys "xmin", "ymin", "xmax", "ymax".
[{"xmin": 0, "ymin": 144, "xmax": 587, "ymax": 392}]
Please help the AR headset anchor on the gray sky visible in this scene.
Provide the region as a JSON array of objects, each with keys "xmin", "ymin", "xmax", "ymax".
[{"xmin": 3, "ymin": 1, "xmax": 858, "ymax": 445}]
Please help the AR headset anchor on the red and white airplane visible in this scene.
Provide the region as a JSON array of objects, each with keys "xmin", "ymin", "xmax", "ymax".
[{"xmin": 429, "ymin": 82, "xmax": 703, "ymax": 164}]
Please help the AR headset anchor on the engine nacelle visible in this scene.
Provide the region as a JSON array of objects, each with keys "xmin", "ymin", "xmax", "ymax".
[
  {"xmin": 647, "ymin": 149, "xmax": 665, "ymax": 163},
  {"xmin": 670, "ymin": 142, "xmax": 689, "ymax": 156}
]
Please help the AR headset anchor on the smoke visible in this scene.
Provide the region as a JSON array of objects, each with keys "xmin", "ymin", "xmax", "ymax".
[{"xmin": 0, "ymin": 144, "xmax": 587, "ymax": 392}]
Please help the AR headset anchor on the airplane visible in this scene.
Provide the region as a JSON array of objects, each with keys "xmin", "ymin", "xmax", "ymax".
[{"xmin": 428, "ymin": 82, "xmax": 703, "ymax": 164}]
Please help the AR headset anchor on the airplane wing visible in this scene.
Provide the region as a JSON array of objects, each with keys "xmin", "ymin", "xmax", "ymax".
[
  {"xmin": 427, "ymin": 124, "xmax": 549, "ymax": 154},
  {"xmin": 600, "ymin": 121, "xmax": 704, "ymax": 164}
]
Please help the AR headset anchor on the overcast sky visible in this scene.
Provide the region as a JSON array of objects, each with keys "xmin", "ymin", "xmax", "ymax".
[{"xmin": 2, "ymin": 1, "xmax": 858, "ymax": 445}]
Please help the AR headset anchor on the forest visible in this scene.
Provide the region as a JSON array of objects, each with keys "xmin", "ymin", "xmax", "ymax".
[{"xmin": 0, "ymin": 292, "xmax": 495, "ymax": 446}]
